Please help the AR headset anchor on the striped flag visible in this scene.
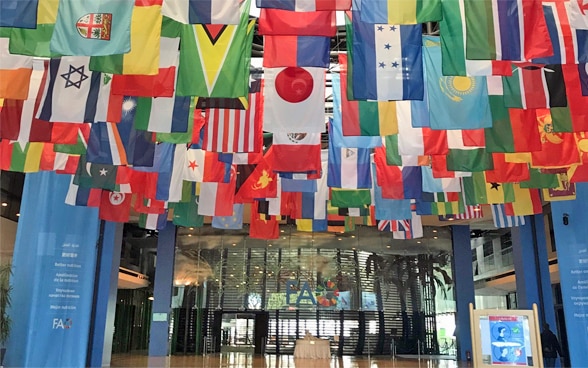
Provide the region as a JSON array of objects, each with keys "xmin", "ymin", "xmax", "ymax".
[
  {"xmin": 139, "ymin": 211, "xmax": 169, "ymax": 230},
  {"xmin": 256, "ymin": 0, "xmax": 350, "ymax": 11},
  {"xmin": 438, "ymin": 205, "xmax": 483, "ymax": 220},
  {"xmin": 327, "ymin": 142, "xmax": 372, "ymax": 189},
  {"xmin": 134, "ymin": 95, "xmax": 191, "ymax": 133},
  {"xmin": 202, "ymin": 92, "xmax": 262, "ymax": 153},
  {"xmin": 359, "ymin": 0, "xmax": 441, "ymax": 25},
  {"xmin": 162, "ymin": 0, "xmax": 243, "ymax": 24},
  {"xmin": 491, "ymin": 204, "xmax": 525, "ymax": 228},
  {"xmin": 0, "ymin": 37, "xmax": 33, "ymax": 100},
  {"xmin": 86, "ymin": 122, "xmax": 128, "ymax": 165}
]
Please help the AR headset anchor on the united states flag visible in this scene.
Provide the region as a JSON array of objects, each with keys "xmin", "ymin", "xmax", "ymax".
[{"xmin": 201, "ymin": 91, "xmax": 263, "ymax": 153}]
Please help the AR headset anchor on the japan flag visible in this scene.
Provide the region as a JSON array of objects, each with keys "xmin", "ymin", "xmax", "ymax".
[{"xmin": 262, "ymin": 67, "xmax": 326, "ymax": 133}]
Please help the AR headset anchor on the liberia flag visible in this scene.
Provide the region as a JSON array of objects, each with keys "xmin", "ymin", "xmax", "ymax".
[{"xmin": 202, "ymin": 91, "xmax": 263, "ymax": 153}]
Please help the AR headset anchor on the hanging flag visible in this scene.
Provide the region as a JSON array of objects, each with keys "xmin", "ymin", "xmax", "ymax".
[
  {"xmin": 133, "ymin": 95, "xmax": 191, "ymax": 133},
  {"xmin": 485, "ymin": 99, "xmax": 542, "ymax": 153},
  {"xmin": 0, "ymin": 0, "xmax": 38, "ymax": 28},
  {"xmin": 171, "ymin": 194, "xmax": 204, "ymax": 227},
  {"xmin": 392, "ymin": 212, "xmax": 424, "ymax": 239},
  {"xmin": 421, "ymin": 166, "xmax": 461, "ymax": 193},
  {"xmin": 531, "ymin": 109, "xmax": 581, "ymax": 168},
  {"xmin": 110, "ymin": 35, "xmax": 180, "ymax": 98},
  {"xmin": 504, "ymin": 185, "xmax": 542, "ymax": 216},
  {"xmin": 331, "ymin": 188, "xmax": 371, "ymax": 208},
  {"xmin": 534, "ymin": 2, "xmax": 586, "ymax": 64},
  {"xmin": 162, "ymin": 0, "xmax": 243, "ymax": 24},
  {"xmin": 234, "ymin": 150, "xmax": 278, "ymax": 202},
  {"xmin": 374, "ymin": 148, "xmax": 422, "ymax": 200},
  {"xmin": 86, "ymin": 122, "xmax": 127, "ymax": 165},
  {"xmin": 6, "ymin": 0, "xmax": 60, "ymax": 58},
  {"xmin": 329, "ymin": 112, "xmax": 382, "ymax": 149},
  {"xmin": 183, "ymin": 148, "xmax": 229, "ymax": 183},
  {"xmin": 198, "ymin": 168, "xmax": 236, "ymax": 216},
  {"xmin": 263, "ymin": 35, "xmax": 331, "ymax": 68},
  {"xmin": 256, "ymin": 0, "xmax": 350, "ymax": 11},
  {"xmin": 36, "ymin": 57, "xmax": 103, "ymax": 123},
  {"xmin": 348, "ymin": 12, "xmax": 423, "ymax": 101},
  {"xmin": 89, "ymin": 0, "xmax": 163, "ymax": 75},
  {"xmin": 424, "ymin": 36, "xmax": 492, "ymax": 130},
  {"xmin": 580, "ymin": 64, "xmax": 588, "ymax": 96},
  {"xmin": 559, "ymin": 63, "xmax": 588, "ymax": 132},
  {"xmin": 249, "ymin": 202, "xmax": 280, "ymax": 239},
  {"xmin": 296, "ymin": 219, "xmax": 327, "ymax": 232},
  {"xmin": 439, "ymin": 0, "xmax": 512, "ymax": 76},
  {"xmin": 65, "ymin": 176, "xmax": 101, "ymax": 207},
  {"xmin": 384, "ymin": 135, "xmax": 430, "ymax": 167},
  {"xmin": 0, "ymin": 60, "xmax": 53, "ymax": 144},
  {"xmin": 396, "ymin": 101, "xmax": 448, "ymax": 156},
  {"xmin": 257, "ymin": 8, "xmax": 336, "ymax": 36},
  {"xmin": 0, "ymin": 37, "xmax": 33, "ymax": 100},
  {"xmin": 212, "ymin": 203, "xmax": 244, "ymax": 229},
  {"xmin": 73, "ymin": 155, "xmax": 118, "ymax": 191},
  {"xmin": 99, "ymin": 190, "xmax": 132, "ymax": 222},
  {"xmin": 485, "ymin": 153, "xmax": 530, "ymax": 183},
  {"xmin": 270, "ymin": 132, "xmax": 322, "ymax": 173},
  {"xmin": 50, "ymin": 0, "xmax": 134, "ymax": 56},
  {"xmin": 138, "ymin": 211, "xmax": 169, "ymax": 230},
  {"xmin": 445, "ymin": 130, "xmax": 494, "ymax": 172},
  {"xmin": 520, "ymin": 168, "xmax": 559, "ymax": 189},
  {"xmin": 327, "ymin": 147, "xmax": 372, "ymax": 189},
  {"xmin": 176, "ymin": 8, "xmax": 255, "ymax": 97},
  {"xmin": 262, "ymin": 67, "xmax": 326, "ymax": 133},
  {"xmin": 359, "ymin": 0, "xmax": 441, "ymax": 24},
  {"xmin": 542, "ymin": 169, "xmax": 576, "ymax": 201},
  {"xmin": 570, "ymin": 0, "xmax": 588, "ymax": 29},
  {"xmin": 491, "ymin": 204, "xmax": 525, "ymax": 228},
  {"xmin": 464, "ymin": 0, "xmax": 552, "ymax": 61},
  {"xmin": 502, "ymin": 63, "xmax": 567, "ymax": 109},
  {"xmin": 462, "ymin": 171, "xmax": 515, "ymax": 205},
  {"xmin": 202, "ymin": 91, "xmax": 262, "ymax": 153},
  {"xmin": 333, "ymin": 57, "xmax": 398, "ymax": 138},
  {"xmin": 116, "ymin": 96, "xmax": 155, "ymax": 167}
]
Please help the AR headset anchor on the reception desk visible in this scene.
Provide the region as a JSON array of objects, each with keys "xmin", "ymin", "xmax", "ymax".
[{"xmin": 293, "ymin": 339, "xmax": 331, "ymax": 359}]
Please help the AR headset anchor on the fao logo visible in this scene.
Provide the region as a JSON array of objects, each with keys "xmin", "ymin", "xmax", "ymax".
[{"xmin": 52, "ymin": 318, "xmax": 72, "ymax": 329}]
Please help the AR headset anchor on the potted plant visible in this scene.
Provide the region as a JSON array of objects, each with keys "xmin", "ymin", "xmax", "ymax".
[{"xmin": 0, "ymin": 263, "xmax": 12, "ymax": 366}]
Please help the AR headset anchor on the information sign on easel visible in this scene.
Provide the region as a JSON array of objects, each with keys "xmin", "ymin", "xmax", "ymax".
[{"xmin": 469, "ymin": 303, "xmax": 544, "ymax": 367}]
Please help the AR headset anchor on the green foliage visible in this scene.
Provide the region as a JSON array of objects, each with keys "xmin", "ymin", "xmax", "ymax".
[{"xmin": 0, "ymin": 263, "xmax": 13, "ymax": 345}]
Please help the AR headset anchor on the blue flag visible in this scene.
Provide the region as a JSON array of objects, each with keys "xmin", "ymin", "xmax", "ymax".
[
  {"xmin": 0, "ymin": 0, "xmax": 37, "ymax": 28},
  {"xmin": 212, "ymin": 203, "xmax": 244, "ymax": 229},
  {"xmin": 50, "ymin": 0, "xmax": 134, "ymax": 56},
  {"xmin": 423, "ymin": 36, "xmax": 492, "ymax": 130}
]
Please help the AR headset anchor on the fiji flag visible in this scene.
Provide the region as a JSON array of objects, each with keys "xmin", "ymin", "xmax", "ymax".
[
  {"xmin": 50, "ymin": 0, "xmax": 134, "ymax": 56},
  {"xmin": 212, "ymin": 203, "xmax": 244, "ymax": 229},
  {"xmin": 162, "ymin": 0, "xmax": 242, "ymax": 24},
  {"xmin": 348, "ymin": 11, "xmax": 423, "ymax": 101}
]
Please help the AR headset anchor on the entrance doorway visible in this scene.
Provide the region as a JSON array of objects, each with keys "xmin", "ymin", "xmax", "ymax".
[{"xmin": 220, "ymin": 313, "xmax": 256, "ymax": 353}]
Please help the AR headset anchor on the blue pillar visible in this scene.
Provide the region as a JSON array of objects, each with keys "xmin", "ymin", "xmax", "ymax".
[
  {"xmin": 148, "ymin": 222, "xmax": 176, "ymax": 366},
  {"xmin": 511, "ymin": 215, "xmax": 557, "ymax": 330},
  {"xmin": 550, "ymin": 183, "xmax": 588, "ymax": 368},
  {"xmin": 451, "ymin": 225, "xmax": 474, "ymax": 362},
  {"xmin": 88, "ymin": 221, "xmax": 124, "ymax": 367}
]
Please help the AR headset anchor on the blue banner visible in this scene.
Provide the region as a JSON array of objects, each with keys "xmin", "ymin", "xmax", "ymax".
[
  {"xmin": 551, "ymin": 183, "xmax": 588, "ymax": 368},
  {"xmin": 5, "ymin": 172, "xmax": 100, "ymax": 367}
]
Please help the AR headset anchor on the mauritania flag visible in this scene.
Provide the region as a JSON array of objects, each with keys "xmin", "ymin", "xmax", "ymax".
[
  {"xmin": 177, "ymin": 1, "xmax": 255, "ymax": 97},
  {"xmin": 423, "ymin": 36, "xmax": 492, "ymax": 130},
  {"xmin": 50, "ymin": 0, "xmax": 134, "ymax": 56},
  {"xmin": 357, "ymin": 0, "xmax": 441, "ymax": 25},
  {"xmin": 163, "ymin": 0, "xmax": 243, "ymax": 24},
  {"xmin": 347, "ymin": 11, "xmax": 423, "ymax": 101}
]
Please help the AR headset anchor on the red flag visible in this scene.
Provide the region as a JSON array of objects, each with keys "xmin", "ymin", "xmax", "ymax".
[
  {"xmin": 563, "ymin": 64, "xmax": 588, "ymax": 132},
  {"xmin": 258, "ymin": 9, "xmax": 336, "ymax": 36},
  {"xmin": 269, "ymin": 132, "xmax": 322, "ymax": 173},
  {"xmin": 485, "ymin": 153, "xmax": 530, "ymax": 183},
  {"xmin": 235, "ymin": 148, "xmax": 278, "ymax": 202},
  {"xmin": 462, "ymin": 129, "xmax": 485, "ymax": 147},
  {"xmin": 111, "ymin": 67, "xmax": 176, "ymax": 97},
  {"xmin": 249, "ymin": 202, "xmax": 279, "ymax": 240},
  {"xmin": 99, "ymin": 191, "xmax": 132, "ymax": 222},
  {"xmin": 531, "ymin": 109, "xmax": 581, "ymax": 168}
]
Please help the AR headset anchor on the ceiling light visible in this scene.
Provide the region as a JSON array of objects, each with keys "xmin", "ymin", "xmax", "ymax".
[
  {"xmin": 187, "ymin": 234, "xmax": 192, "ymax": 237},
  {"xmin": 432, "ymin": 229, "xmax": 437, "ymax": 233},
  {"xmin": 433, "ymin": 236, "xmax": 438, "ymax": 239},
  {"xmin": 16, "ymin": 213, "xmax": 20, "ymax": 217},
  {"xmin": 448, "ymin": 218, "xmax": 454, "ymax": 221},
  {"xmin": 386, "ymin": 245, "xmax": 391, "ymax": 248},
  {"xmin": 280, "ymin": 230, "xmax": 284, "ymax": 233},
  {"xmin": 1, "ymin": 202, "xmax": 7, "ymax": 207},
  {"xmin": 351, "ymin": 247, "xmax": 356, "ymax": 250},
  {"xmin": 148, "ymin": 296, "xmax": 154, "ymax": 301},
  {"xmin": 268, "ymin": 244, "xmax": 272, "ymax": 247},
  {"xmin": 351, "ymin": 235, "xmax": 355, "ymax": 238},
  {"xmin": 473, "ymin": 207, "xmax": 481, "ymax": 211},
  {"xmin": 337, "ymin": 238, "xmax": 342, "ymax": 241},
  {"xmin": 189, "ymin": 227, "xmax": 194, "ymax": 230},
  {"xmin": 232, "ymin": 243, "xmax": 236, "ymax": 246},
  {"xmin": 417, "ymin": 241, "xmax": 421, "ymax": 244}
]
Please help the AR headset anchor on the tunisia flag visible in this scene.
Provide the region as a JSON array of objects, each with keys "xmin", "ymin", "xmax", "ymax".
[
  {"xmin": 99, "ymin": 191, "xmax": 132, "ymax": 223},
  {"xmin": 262, "ymin": 67, "xmax": 326, "ymax": 133}
]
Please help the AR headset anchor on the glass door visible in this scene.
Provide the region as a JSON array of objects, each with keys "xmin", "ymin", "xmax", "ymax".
[{"xmin": 220, "ymin": 313, "xmax": 255, "ymax": 353}]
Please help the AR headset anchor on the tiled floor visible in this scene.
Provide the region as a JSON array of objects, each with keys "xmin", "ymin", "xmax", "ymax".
[{"xmin": 110, "ymin": 353, "xmax": 468, "ymax": 368}]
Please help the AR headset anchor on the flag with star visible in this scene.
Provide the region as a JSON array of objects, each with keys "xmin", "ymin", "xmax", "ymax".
[
  {"xmin": 347, "ymin": 11, "xmax": 423, "ymax": 101},
  {"xmin": 462, "ymin": 171, "xmax": 515, "ymax": 205},
  {"xmin": 73, "ymin": 155, "xmax": 118, "ymax": 191},
  {"xmin": 37, "ymin": 56, "xmax": 102, "ymax": 123},
  {"xmin": 212, "ymin": 203, "xmax": 244, "ymax": 229}
]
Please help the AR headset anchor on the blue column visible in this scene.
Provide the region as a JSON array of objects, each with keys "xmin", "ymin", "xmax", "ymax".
[
  {"xmin": 511, "ymin": 215, "xmax": 557, "ymax": 330},
  {"xmin": 451, "ymin": 225, "xmax": 474, "ymax": 362},
  {"xmin": 148, "ymin": 222, "xmax": 176, "ymax": 366},
  {"xmin": 88, "ymin": 221, "xmax": 124, "ymax": 367},
  {"xmin": 550, "ymin": 183, "xmax": 588, "ymax": 368}
]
